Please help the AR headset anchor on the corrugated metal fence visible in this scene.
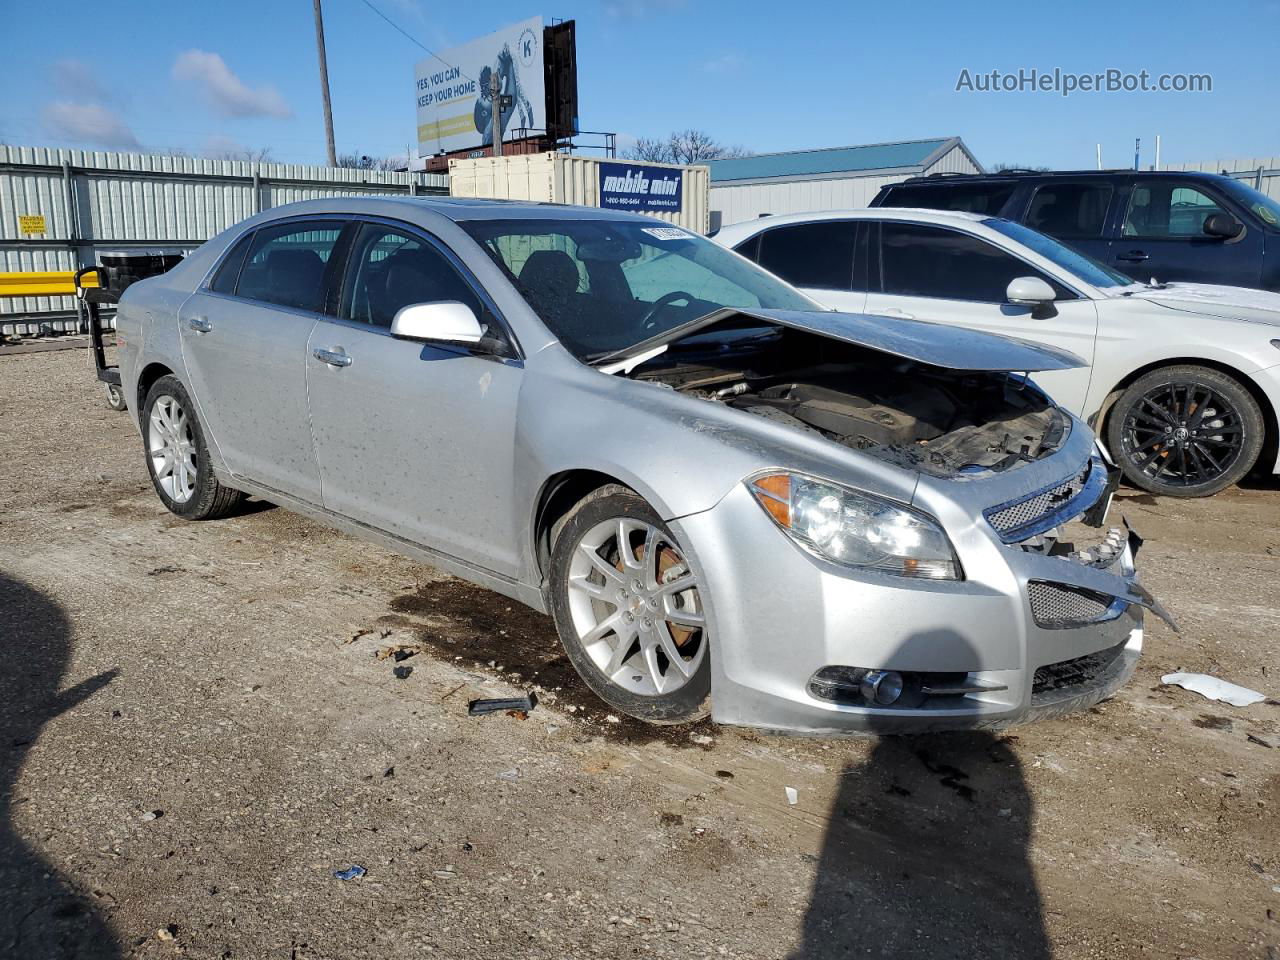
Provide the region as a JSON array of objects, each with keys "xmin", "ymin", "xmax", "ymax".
[
  {"xmin": 1162, "ymin": 156, "xmax": 1280, "ymax": 201},
  {"xmin": 0, "ymin": 145, "xmax": 448, "ymax": 334}
]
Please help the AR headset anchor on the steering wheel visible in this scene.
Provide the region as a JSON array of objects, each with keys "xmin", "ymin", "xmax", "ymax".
[{"xmin": 638, "ymin": 291, "xmax": 697, "ymax": 332}]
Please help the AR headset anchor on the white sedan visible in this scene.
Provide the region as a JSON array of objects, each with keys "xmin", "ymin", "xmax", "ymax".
[{"xmin": 716, "ymin": 209, "xmax": 1280, "ymax": 497}]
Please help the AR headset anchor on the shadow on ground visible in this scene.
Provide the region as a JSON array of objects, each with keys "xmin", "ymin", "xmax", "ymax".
[
  {"xmin": 0, "ymin": 573, "xmax": 120, "ymax": 959},
  {"xmin": 794, "ymin": 636, "xmax": 1050, "ymax": 959}
]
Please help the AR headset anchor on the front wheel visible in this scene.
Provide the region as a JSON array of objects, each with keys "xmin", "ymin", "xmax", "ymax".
[
  {"xmin": 1106, "ymin": 365, "xmax": 1264, "ymax": 497},
  {"xmin": 142, "ymin": 375, "xmax": 244, "ymax": 519},
  {"xmin": 548, "ymin": 485, "xmax": 711, "ymax": 724}
]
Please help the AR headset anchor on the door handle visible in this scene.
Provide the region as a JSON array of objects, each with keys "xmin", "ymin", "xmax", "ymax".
[
  {"xmin": 187, "ymin": 316, "xmax": 212, "ymax": 333},
  {"xmin": 1116, "ymin": 251, "xmax": 1150, "ymax": 262},
  {"xmin": 313, "ymin": 347, "xmax": 352, "ymax": 368}
]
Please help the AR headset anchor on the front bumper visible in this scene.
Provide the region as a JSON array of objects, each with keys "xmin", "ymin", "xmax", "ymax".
[{"xmin": 672, "ymin": 473, "xmax": 1157, "ymax": 736}]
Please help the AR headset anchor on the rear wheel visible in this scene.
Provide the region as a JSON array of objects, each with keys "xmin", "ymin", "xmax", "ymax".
[
  {"xmin": 142, "ymin": 375, "xmax": 244, "ymax": 519},
  {"xmin": 548, "ymin": 485, "xmax": 711, "ymax": 724},
  {"xmin": 1106, "ymin": 365, "xmax": 1264, "ymax": 497}
]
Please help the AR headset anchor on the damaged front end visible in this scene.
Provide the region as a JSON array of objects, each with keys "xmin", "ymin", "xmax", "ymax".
[
  {"xmin": 620, "ymin": 306, "xmax": 1084, "ymax": 479},
  {"xmin": 632, "ymin": 308, "xmax": 1172, "ymax": 733}
]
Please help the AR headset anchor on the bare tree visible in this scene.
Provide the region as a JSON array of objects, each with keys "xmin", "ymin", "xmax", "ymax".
[
  {"xmin": 207, "ymin": 146, "xmax": 275, "ymax": 163},
  {"xmin": 624, "ymin": 129, "xmax": 751, "ymax": 165},
  {"xmin": 337, "ymin": 153, "xmax": 409, "ymax": 171}
]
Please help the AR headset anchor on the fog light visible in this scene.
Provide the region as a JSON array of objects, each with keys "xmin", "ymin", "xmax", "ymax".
[{"xmin": 859, "ymin": 670, "xmax": 905, "ymax": 706}]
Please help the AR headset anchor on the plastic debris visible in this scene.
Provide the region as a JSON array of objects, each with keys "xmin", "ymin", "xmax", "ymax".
[
  {"xmin": 784, "ymin": 786, "xmax": 798, "ymax": 805},
  {"xmin": 376, "ymin": 644, "xmax": 419, "ymax": 661},
  {"xmin": 468, "ymin": 694, "xmax": 537, "ymax": 716},
  {"xmin": 140, "ymin": 810, "xmax": 163, "ymax": 821},
  {"xmin": 1161, "ymin": 673, "xmax": 1265, "ymax": 707},
  {"xmin": 496, "ymin": 767, "xmax": 521, "ymax": 782},
  {"xmin": 333, "ymin": 865, "xmax": 366, "ymax": 881},
  {"xmin": 393, "ymin": 665, "xmax": 413, "ymax": 680}
]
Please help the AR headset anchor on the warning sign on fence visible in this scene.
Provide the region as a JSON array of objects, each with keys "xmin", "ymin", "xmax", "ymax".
[{"xmin": 18, "ymin": 215, "xmax": 47, "ymax": 235}]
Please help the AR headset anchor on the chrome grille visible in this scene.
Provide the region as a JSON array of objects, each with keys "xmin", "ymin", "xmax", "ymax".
[
  {"xmin": 986, "ymin": 461, "xmax": 1093, "ymax": 539},
  {"xmin": 1028, "ymin": 580, "xmax": 1117, "ymax": 628}
]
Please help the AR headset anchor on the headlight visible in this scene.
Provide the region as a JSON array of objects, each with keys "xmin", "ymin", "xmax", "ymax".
[{"xmin": 747, "ymin": 472, "xmax": 961, "ymax": 580}]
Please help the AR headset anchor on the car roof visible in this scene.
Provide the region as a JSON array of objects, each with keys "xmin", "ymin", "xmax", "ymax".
[
  {"xmin": 893, "ymin": 169, "xmax": 1234, "ymax": 185},
  {"xmin": 716, "ymin": 208, "xmax": 992, "ymax": 237},
  {"xmin": 246, "ymin": 195, "xmax": 665, "ymax": 224}
]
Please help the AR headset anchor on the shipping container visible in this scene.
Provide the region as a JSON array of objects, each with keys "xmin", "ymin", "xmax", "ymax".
[{"xmin": 448, "ymin": 153, "xmax": 710, "ymax": 233}]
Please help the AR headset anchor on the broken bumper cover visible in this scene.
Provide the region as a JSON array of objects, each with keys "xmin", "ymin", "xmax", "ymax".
[{"xmin": 672, "ymin": 481, "xmax": 1167, "ymax": 736}]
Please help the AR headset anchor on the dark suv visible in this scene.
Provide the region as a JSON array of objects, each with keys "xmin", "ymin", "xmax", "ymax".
[{"xmin": 872, "ymin": 170, "xmax": 1280, "ymax": 292}]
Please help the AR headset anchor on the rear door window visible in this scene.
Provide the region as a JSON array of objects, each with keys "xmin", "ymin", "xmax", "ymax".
[
  {"xmin": 235, "ymin": 221, "xmax": 344, "ymax": 311},
  {"xmin": 755, "ymin": 221, "xmax": 856, "ymax": 290},
  {"xmin": 1025, "ymin": 183, "xmax": 1114, "ymax": 239},
  {"xmin": 210, "ymin": 232, "xmax": 254, "ymax": 295},
  {"xmin": 878, "ymin": 221, "xmax": 1067, "ymax": 302},
  {"xmin": 880, "ymin": 182, "xmax": 1017, "ymax": 215},
  {"xmin": 1122, "ymin": 182, "xmax": 1227, "ymax": 237}
]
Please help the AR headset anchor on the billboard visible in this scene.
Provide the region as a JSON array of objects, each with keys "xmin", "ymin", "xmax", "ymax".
[{"xmin": 415, "ymin": 16, "xmax": 545, "ymax": 157}]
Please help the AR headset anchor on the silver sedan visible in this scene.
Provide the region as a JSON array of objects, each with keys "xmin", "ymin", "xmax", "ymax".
[{"xmin": 115, "ymin": 197, "xmax": 1171, "ymax": 733}]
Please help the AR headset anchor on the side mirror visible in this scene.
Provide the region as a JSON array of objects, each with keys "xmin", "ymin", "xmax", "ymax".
[
  {"xmin": 1203, "ymin": 213, "xmax": 1244, "ymax": 240},
  {"xmin": 1006, "ymin": 276, "xmax": 1057, "ymax": 306},
  {"xmin": 390, "ymin": 301, "xmax": 484, "ymax": 345}
]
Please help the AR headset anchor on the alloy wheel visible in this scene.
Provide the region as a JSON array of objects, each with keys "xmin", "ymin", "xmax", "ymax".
[
  {"xmin": 565, "ymin": 517, "xmax": 707, "ymax": 696},
  {"xmin": 1119, "ymin": 381, "xmax": 1245, "ymax": 489},
  {"xmin": 147, "ymin": 394, "xmax": 198, "ymax": 504}
]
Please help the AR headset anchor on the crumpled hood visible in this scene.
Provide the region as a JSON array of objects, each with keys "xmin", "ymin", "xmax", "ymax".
[
  {"xmin": 670, "ymin": 308, "xmax": 1087, "ymax": 372},
  {"xmin": 1125, "ymin": 282, "xmax": 1280, "ymax": 327}
]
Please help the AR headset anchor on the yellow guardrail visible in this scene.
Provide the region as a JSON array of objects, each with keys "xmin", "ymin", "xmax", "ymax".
[{"xmin": 0, "ymin": 270, "xmax": 100, "ymax": 298}]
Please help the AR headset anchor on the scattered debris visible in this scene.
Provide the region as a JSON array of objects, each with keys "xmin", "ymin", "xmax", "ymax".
[
  {"xmin": 140, "ymin": 810, "xmax": 164, "ymax": 822},
  {"xmin": 605, "ymin": 714, "xmax": 621, "ymax": 724},
  {"xmin": 433, "ymin": 867, "xmax": 457, "ymax": 879},
  {"xmin": 496, "ymin": 768, "xmax": 521, "ymax": 782},
  {"xmin": 1193, "ymin": 715, "xmax": 1233, "ymax": 731},
  {"xmin": 1160, "ymin": 673, "xmax": 1265, "ymax": 707},
  {"xmin": 691, "ymin": 734, "xmax": 713, "ymax": 746},
  {"xmin": 146, "ymin": 565, "xmax": 183, "ymax": 576},
  {"xmin": 383, "ymin": 766, "xmax": 395, "ymax": 778},
  {"xmin": 1246, "ymin": 733, "xmax": 1275, "ymax": 749},
  {"xmin": 784, "ymin": 786, "xmax": 798, "ymax": 805},
  {"xmin": 332, "ymin": 865, "xmax": 366, "ymax": 881},
  {"xmin": 468, "ymin": 694, "xmax": 537, "ymax": 716},
  {"xmin": 690, "ymin": 827, "xmax": 706, "ymax": 837},
  {"xmin": 659, "ymin": 812, "xmax": 684, "ymax": 826},
  {"xmin": 345, "ymin": 628, "xmax": 373, "ymax": 644},
  {"xmin": 154, "ymin": 925, "xmax": 177, "ymax": 941},
  {"xmin": 714, "ymin": 770, "xmax": 734, "ymax": 780},
  {"xmin": 375, "ymin": 644, "xmax": 419, "ymax": 662},
  {"xmin": 393, "ymin": 665, "xmax": 414, "ymax": 680}
]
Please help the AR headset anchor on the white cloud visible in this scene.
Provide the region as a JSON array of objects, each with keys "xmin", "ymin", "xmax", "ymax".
[
  {"xmin": 703, "ymin": 53, "xmax": 743, "ymax": 75},
  {"xmin": 172, "ymin": 50, "xmax": 291, "ymax": 119},
  {"xmin": 41, "ymin": 101, "xmax": 139, "ymax": 148}
]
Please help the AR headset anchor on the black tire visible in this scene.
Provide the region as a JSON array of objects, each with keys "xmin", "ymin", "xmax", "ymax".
[
  {"xmin": 105, "ymin": 383, "xmax": 128, "ymax": 411},
  {"xmin": 548, "ymin": 484, "xmax": 711, "ymax": 725},
  {"xmin": 141, "ymin": 375, "xmax": 244, "ymax": 520},
  {"xmin": 1106, "ymin": 365, "xmax": 1264, "ymax": 498}
]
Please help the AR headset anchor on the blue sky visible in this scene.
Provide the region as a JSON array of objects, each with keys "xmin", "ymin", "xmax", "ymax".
[{"xmin": 2, "ymin": 0, "xmax": 1277, "ymax": 170}]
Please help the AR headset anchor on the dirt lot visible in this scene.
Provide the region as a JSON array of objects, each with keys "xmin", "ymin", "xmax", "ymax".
[{"xmin": 1, "ymin": 346, "xmax": 1277, "ymax": 960}]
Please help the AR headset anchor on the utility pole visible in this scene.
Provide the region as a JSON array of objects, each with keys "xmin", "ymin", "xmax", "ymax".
[
  {"xmin": 312, "ymin": 0, "xmax": 337, "ymax": 167},
  {"xmin": 1133, "ymin": 137, "xmax": 1141, "ymax": 171},
  {"xmin": 489, "ymin": 71, "xmax": 506, "ymax": 158}
]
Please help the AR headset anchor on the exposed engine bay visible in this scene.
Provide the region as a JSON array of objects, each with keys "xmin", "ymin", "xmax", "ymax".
[{"xmin": 633, "ymin": 328, "xmax": 1069, "ymax": 477}]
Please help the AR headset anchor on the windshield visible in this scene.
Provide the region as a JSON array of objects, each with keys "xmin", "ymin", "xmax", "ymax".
[
  {"xmin": 1218, "ymin": 179, "xmax": 1280, "ymax": 228},
  {"xmin": 984, "ymin": 218, "xmax": 1135, "ymax": 289},
  {"xmin": 460, "ymin": 218, "xmax": 816, "ymax": 358}
]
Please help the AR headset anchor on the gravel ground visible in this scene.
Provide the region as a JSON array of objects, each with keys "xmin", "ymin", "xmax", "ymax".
[{"xmin": 1, "ymin": 348, "xmax": 1277, "ymax": 960}]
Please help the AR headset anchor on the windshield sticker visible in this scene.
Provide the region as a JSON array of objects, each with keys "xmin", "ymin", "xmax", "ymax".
[{"xmin": 641, "ymin": 227, "xmax": 690, "ymax": 241}]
